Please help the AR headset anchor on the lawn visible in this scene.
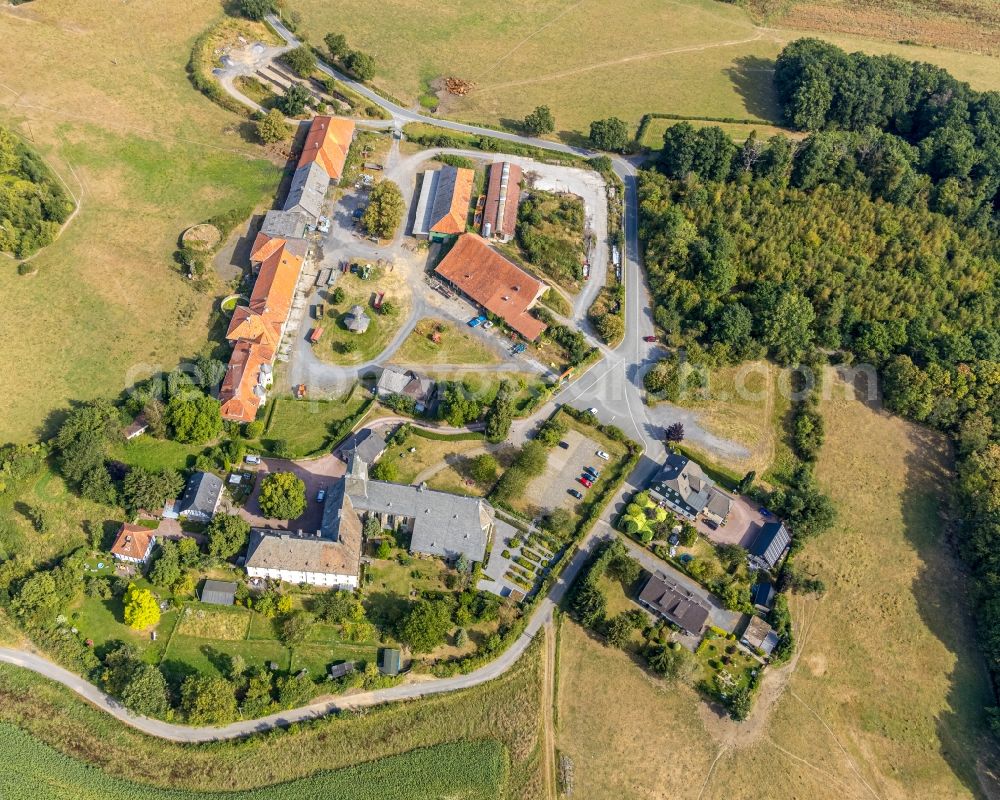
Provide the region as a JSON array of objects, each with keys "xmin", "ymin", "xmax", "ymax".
[
  {"xmin": 288, "ymin": 0, "xmax": 1000, "ymax": 137},
  {"xmin": 0, "ymin": 464, "xmax": 119, "ymax": 585},
  {"xmin": 378, "ymin": 428, "xmax": 488, "ymax": 485},
  {"xmin": 0, "ymin": 0, "xmax": 281, "ymax": 446},
  {"xmin": 315, "ymin": 268, "xmax": 411, "ymax": 365},
  {"xmin": 389, "ymin": 318, "xmax": 503, "ymax": 367},
  {"xmin": 72, "ymin": 595, "xmax": 179, "ymax": 665},
  {"xmin": 693, "ymin": 627, "xmax": 758, "ymax": 700},
  {"xmin": 108, "ymin": 437, "xmax": 207, "ymax": 473},
  {"xmin": 260, "ymin": 388, "xmax": 370, "ymax": 457},
  {"xmin": 426, "ymin": 370, "xmax": 549, "ymax": 418}
]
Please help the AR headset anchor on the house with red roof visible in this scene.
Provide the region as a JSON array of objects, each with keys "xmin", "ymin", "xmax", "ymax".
[{"xmin": 434, "ymin": 234, "xmax": 548, "ymax": 341}]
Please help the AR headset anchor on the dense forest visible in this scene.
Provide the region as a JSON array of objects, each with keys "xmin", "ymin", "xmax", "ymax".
[
  {"xmin": 0, "ymin": 126, "xmax": 74, "ymax": 258},
  {"xmin": 643, "ymin": 39, "xmax": 1000, "ymax": 728}
]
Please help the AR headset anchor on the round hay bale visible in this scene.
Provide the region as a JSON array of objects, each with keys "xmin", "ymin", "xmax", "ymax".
[{"xmin": 181, "ymin": 223, "xmax": 221, "ymax": 251}]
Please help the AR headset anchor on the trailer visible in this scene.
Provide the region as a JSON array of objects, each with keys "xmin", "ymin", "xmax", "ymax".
[
  {"xmin": 373, "ymin": 291, "xmax": 385, "ymax": 310},
  {"xmin": 612, "ymin": 246, "xmax": 621, "ymax": 268},
  {"xmin": 308, "ymin": 327, "xmax": 324, "ymax": 344},
  {"xmin": 316, "ymin": 268, "xmax": 332, "ymax": 287},
  {"xmin": 363, "ymin": 162, "xmax": 384, "ymax": 171}
]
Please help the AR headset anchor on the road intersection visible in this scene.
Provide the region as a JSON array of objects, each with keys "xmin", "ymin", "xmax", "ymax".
[{"xmin": 0, "ymin": 20, "xmax": 750, "ymax": 741}]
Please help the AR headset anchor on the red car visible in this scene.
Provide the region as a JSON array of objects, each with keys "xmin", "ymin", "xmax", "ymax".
[
  {"xmin": 643, "ymin": 335, "xmax": 657, "ymax": 343},
  {"xmin": 577, "ymin": 475, "xmax": 593, "ymax": 488}
]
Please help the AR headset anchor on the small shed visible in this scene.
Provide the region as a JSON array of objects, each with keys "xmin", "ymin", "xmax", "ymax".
[
  {"xmin": 200, "ymin": 580, "xmax": 237, "ymax": 606},
  {"xmin": 344, "ymin": 305, "xmax": 371, "ymax": 334},
  {"xmin": 379, "ymin": 647, "xmax": 401, "ymax": 676},
  {"xmin": 328, "ymin": 661, "xmax": 356, "ymax": 680}
]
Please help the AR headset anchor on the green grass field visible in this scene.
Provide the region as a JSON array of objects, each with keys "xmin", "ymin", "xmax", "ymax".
[
  {"xmin": 261, "ymin": 389, "xmax": 370, "ymax": 457},
  {"xmin": 0, "ymin": 724, "xmax": 507, "ymax": 800},
  {"xmin": 0, "ymin": 0, "xmax": 281, "ymax": 446},
  {"xmin": 0, "ymin": 634, "xmax": 543, "ymax": 797},
  {"xmin": 390, "ymin": 318, "xmax": 502, "ymax": 366},
  {"xmin": 290, "ymin": 0, "xmax": 1000, "ymax": 137}
]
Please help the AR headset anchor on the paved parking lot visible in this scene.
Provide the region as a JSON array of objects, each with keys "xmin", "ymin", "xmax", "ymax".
[
  {"xmin": 522, "ymin": 429, "xmax": 602, "ymax": 515},
  {"xmin": 240, "ymin": 455, "xmax": 345, "ymax": 532},
  {"xmin": 696, "ymin": 495, "xmax": 770, "ymax": 548}
]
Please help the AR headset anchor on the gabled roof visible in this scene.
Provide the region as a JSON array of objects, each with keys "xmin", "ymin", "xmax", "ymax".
[
  {"xmin": 110, "ymin": 523, "xmax": 155, "ymax": 560},
  {"xmin": 637, "ymin": 572, "xmax": 710, "ymax": 634},
  {"xmin": 176, "ymin": 471, "xmax": 224, "ymax": 517},
  {"xmin": 248, "ymin": 241, "xmax": 303, "ymax": 320},
  {"xmin": 339, "ymin": 428, "xmax": 387, "ymax": 465},
  {"xmin": 483, "ymin": 161, "xmax": 522, "ymax": 239},
  {"xmin": 283, "ymin": 161, "xmax": 330, "ymax": 220},
  {"xmin": 742, "ymin": 615, "xmax": 777, "ymax": 653},
  {"xmin": 749, "ymin": 521, "xmax": 791, "ymax": 569},
  {"xmin": 296, "ymin": 115, "xmax": 355, "ymax": 181},
  {"xmin": 428, "ymin": 166, "xmax": 474, "ymax": 235},
  {"xmin": 201, "ymin": 580, "xmax": 237, "ymax": 605},
  {"xmin": 225, "ymin": 306, "xmax": 281, "ymax": 348},
  {"xmin": 434, "ymin": 234, "xmax": 548, "ymax": 341},
  {"xmin": 260, "ymin": 209, "xmax": 309, "ymax": 241},
  {"xmin": 220, "ymin": 341, "xmax": 274, "ymax": 423}
]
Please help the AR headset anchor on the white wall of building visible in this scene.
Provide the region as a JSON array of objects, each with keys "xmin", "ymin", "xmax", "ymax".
[{"xmin": 247, "ymin": 565, "xmax": 358, "ymax": 589}]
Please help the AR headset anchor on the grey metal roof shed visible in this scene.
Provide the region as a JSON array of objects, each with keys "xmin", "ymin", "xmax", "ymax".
[{"xmin": 200, "ymin": 580, "xmax": 237, "ymax": 606}]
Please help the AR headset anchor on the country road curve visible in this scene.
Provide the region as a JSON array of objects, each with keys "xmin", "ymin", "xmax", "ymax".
[
  {"xmin": 0, "ymin": 18, "xmax": 704, "ymax": 744},
  {"xmin": 0, "ymin": 530, "xmax": 605, "ymax": 743}
]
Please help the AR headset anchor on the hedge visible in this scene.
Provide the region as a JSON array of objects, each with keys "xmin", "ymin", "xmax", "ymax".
[{"xmin": 410, "ymin": 427, "xmax": 484, "ymax": 442}]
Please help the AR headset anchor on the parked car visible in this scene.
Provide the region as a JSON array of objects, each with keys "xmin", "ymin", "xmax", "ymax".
[
  {"xmin": 584, "ymin": 466, "xmax": 600, "ymax": 478},
  {"xmin": 483, "ymin": 320, "xmax": 494, "ymax": 329},
  {"xmin": 558, "ymin": 441, "xmax": 570, "ymax": 449},
  {"xmin": 595, "ymin": 450, "xmax": 610, "ymax": 460},
  {"xmin": 245, "ymin": 454, "xmax": 261, "ymax": 465},
  {"xmin": 317, "ymin": 487, "xmax": 327, "ymax": 502},
  {"xmin": 587, "ymin": 407, "xmax": 598, "ymax": 415},
  {"xmin": 643, "ymin": 335, "xmax": 657, "ymax": 343},
  {"xmin": 511, "ymin": 343, "xmax": 527, "ymax": 355},
  {"xmin": 568, "ymin": 489, "xmax": 583, "ymax": 499},
  {"xmin": 468, "ymin": 315, "xmax": 487, "ymax": 328},
  {"xmin": 705, "ymin": 519, "xmax": 719, "ymax": 530},
  {"xmin": 577, "ymin": 476, "xmax": 593, "ymax": 488}
]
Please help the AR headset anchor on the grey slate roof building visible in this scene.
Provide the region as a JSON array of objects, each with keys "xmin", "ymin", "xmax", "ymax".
[
  {"xmin": 375, "ymin": 367, "xmax": 436, "ymax": 412},
  {"xmin": 175, "ymin": 471, "xmax": 224, "ymax": 522},
  {"xmin": 200, "ymin": 580, "xmax": 237, "ymax": 606},
  {"xmin": 649, "ymin": 453, "xmax": 732, "ymax": 522},
  {"xmin": 283, "ymin": 161, "xmax": 330, "ymax": 221},
  {"xmin": 748, "ymin": 521, "xmax": 791, "ymax": 570},
  {"xmin": 637, "ymin": 572, "xmax": 711, "ymax": 635},
  {"xmin": 338, "ymin": 428, "xmax": 387, "ymax": 466},
  {"xmin": 260, "ymin": 209, "xmax": 309, "ymax": 240},
  {"xmin": 345, "ymin": 454, "xmax": 492, "ymax": 563}
]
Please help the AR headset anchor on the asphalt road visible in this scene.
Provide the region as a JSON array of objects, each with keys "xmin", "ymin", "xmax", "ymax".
[
  {"xmin": 0, "ymin": 528, "xmax": 604, "ymax": 743},
  {"xmin": 0, "ymin": 22, "xmax": 745, "ymax": 740}
]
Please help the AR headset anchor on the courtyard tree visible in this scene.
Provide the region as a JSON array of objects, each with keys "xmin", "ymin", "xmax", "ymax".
[
  {"xmin": 166, "ymin": 393, "xmax": 222, "ymax": 444},
  {"xmin": 207, "ymin": 513, "xmax": 251, "ymax": 558},
  {"xmin": 361, "ymin": 180, "xmax": 404, "ymax": 240},
  {"xmin": 397, "ymin": 598, "xmax": 453, "ymax": 653},
  {"xmin": 258, "ymin": 471, "xmax": 306, "ymax": 520},
  {"xmin": 470, "ymin": 453, "xmax": 499, "ymax": 486},
  {"xmin": 122, "ymin": 466, "xmax": 183, "ymax": 516},
  {"xmin": 664, "ymin": 422, "xmax": 685, "ymax": 443}
]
